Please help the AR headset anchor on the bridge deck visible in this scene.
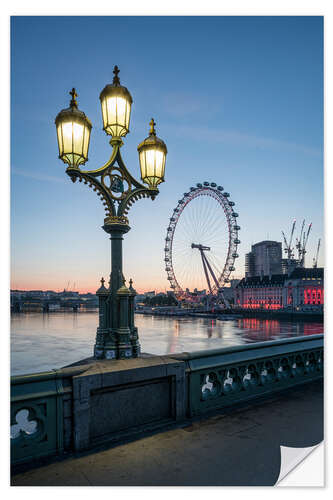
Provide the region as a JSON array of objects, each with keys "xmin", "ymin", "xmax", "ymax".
[{"xmin": 11, "ymin": 379, "xmax": 323, "ymax": 486}]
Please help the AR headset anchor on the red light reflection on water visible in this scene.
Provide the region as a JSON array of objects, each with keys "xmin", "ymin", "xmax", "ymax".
[{"xmin": 237, "ymin": 318, "xmax": 323, "ymax": 342}]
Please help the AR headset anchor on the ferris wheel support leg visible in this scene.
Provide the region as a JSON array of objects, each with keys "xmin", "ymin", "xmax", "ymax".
[
  {"xmin": 219, "ymin": 290, "xmax": 231, "ymax": 310},
  {"xmin": 200, "ymin": 250, "xmax": 213, "ymax": 294},
  {"xmin": 202, "ymin": 251, "xmax": 220, "ymax": 290}
]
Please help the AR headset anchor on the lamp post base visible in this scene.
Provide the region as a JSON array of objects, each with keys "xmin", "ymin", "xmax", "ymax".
[
  {"xmin": 93, "ymin": 218, "xmax": 141, "ymax": 360},
  {"xmin": 104, "ymin": 349, "xmax": 117, "ymax": 360}
]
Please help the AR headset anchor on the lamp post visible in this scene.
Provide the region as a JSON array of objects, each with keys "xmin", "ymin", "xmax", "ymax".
[{"xmin": 55, "ymin": 66, "xmax": 167, "ymax": 360}]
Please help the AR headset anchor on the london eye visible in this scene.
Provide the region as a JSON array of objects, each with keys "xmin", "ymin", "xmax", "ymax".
[{"xmin": 164, "ymin": 182, "xmax": 240, "ymax": 304}]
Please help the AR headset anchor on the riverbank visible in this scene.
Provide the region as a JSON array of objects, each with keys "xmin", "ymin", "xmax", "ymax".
[{"xmin": 135, "ymin": 308, "xmax": 324, "ymax": 322}]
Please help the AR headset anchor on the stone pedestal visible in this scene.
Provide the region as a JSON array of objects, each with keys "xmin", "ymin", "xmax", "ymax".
[{"xmin": 72, "ymin": 355, "xmax": 186, "ymax": 451}]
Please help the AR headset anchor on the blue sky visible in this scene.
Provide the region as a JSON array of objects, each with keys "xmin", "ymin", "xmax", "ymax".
[{"xmin": 10, "ymin": 16, "xmax": 323, "ymax": 292}]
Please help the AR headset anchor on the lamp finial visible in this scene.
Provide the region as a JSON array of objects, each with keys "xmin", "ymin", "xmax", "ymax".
[
  {"xmin": 149, "ymin": 118, "xmax": 156, "ymax": 136},
  {"xmin": 113, "ymin": 65, "xmax": 120, "ymax": 85},
  {"xmin": 69, "ymin": 88, "xmax": 78, "ymax": 108}
]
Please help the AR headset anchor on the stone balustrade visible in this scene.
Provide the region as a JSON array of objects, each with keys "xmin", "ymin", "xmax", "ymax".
[
  {"xmin": 170, "ymin": 334, "xmax": 323, "ymax": 417},
  {"xmin": 11, "ymin": 334, "xmax": 323, "ymax": 469}
]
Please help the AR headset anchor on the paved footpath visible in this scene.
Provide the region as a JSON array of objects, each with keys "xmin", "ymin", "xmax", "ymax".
[{"xmin": 11, "ymin": 380, "xmax": 323, "ymax": 487}]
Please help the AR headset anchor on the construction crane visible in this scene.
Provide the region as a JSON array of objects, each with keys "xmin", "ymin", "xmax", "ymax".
[
  {"xmin": 295, "ymin": 219, "xmax": 305, "ymax": 262},
  {"xmin": 282, "ymin": 219, "xmax": 313, "ymax": 270},
  {"xmin": 313, "ymin": 238, "xmax": 321, "ymax": 268},
  {"xmin": 282, "ymin": 219, "xmax": 296, "ymax": 268},
  {"xmin": 299, "ymin": 223, "xmax": 312, "ymax": 267}
]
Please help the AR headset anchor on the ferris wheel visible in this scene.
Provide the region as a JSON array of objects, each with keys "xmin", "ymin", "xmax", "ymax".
[{"xmin": 164, "ymin": 182, "xmax": 240, "ymax": 302}]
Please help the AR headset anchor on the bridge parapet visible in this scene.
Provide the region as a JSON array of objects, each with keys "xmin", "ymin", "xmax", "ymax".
[
  {"xmin": 10, "ymin": 335, "xmax": 323, "ymax": 470},
  {"xmin": 169, "ymin": 335, "xmax": 323, "ymax": 417},
  {"xmin": 10, "ymin": 366, "xmax": 87, "ymax": 467}
]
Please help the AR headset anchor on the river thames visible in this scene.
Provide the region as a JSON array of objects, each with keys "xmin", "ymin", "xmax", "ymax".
[{"xmin": 10, "ymin": 311, "xmax": 323, "ymax": 376}]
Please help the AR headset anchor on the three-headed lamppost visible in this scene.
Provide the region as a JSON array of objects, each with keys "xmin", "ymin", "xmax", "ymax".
[{"xmin": 55, "ymin": 66, "xmax": 167, "ymax": 360}]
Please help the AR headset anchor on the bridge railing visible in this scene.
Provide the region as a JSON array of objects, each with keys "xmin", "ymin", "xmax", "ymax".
[
  {"xmin": 10, "ymin": 335, "xmax": 323, "ymax": 468},
  {"xmin": 11, "ymin": 366, "xmax": 86, "ymax": 467},
  {"xmin": 169, "ymin": 335, "xmax": 323, "ymax": 417}
]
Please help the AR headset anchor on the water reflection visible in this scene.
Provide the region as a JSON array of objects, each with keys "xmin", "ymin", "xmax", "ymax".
[
  {"xmin": 236, "ymin": 318, "xmax": 323, "ymax": 342},
  {"xmin": 11, "ymin": 312, "xmax": 323, "ymax": 376}
]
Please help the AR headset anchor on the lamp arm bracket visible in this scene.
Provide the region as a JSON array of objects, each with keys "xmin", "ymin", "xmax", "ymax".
[
  {"xmin": 118, "ymin": 186, "xmax": 159, "ymax": 217},
  {"xmin": 65, "ymin": 167, "xmax": 116, "ymax": 218},
  {"xmin": 71, "ymin": 141, "xmax": 148, "ymax": 190},
  {"xmin": 114, "ymin": 146, "xmax": 147, "ymax": 190},
  {"xmin": 75, "ymin": 143, "xmax": 145, "ymax": 189},
  {"xmin": 78, "ymin": 142, "xmax": 119, "ymax": 178},
  {"xmin": 65, "ymin": 142, "xmax": 158, "ymax": 219}
]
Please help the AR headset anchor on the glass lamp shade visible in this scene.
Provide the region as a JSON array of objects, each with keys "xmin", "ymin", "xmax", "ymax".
[
  {"xmin": 55, "ymin": 105, "xmax": 92, "ymax": 168},
  {"xmin": 99, "ymin": 84, "xmax": 132, "ymax": 138},
  {"xmin": 138, "ymin": 120, "xmax": 167, "ymax": 189}
]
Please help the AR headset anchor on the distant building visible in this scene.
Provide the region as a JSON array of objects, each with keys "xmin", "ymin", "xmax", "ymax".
[
  {"xmin": 235, "ymin": 267, "xmax": 324, "ymax": 310},
  {"xmin": 281, "ymin": 258, "xmax": 298, "ymax": 275},
  {"xmin": 245, "ymin": 252, "xmax": 255, "ymax": 277},
  {"xmin": 145, "ymin": 291, "xmax": 156, "ymax": 298},
  {"xmin": 25, "ymin": 290, "xmax": 44, "ymax": 297},
  {"xmin": 245, "ymin": 241, "xmax": 282, "ymax": 277}
]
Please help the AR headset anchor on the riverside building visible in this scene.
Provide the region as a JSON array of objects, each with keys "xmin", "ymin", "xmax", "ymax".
[{"xmin": 235, "ymin": 267, "xmax": 324, "ymax": 310}]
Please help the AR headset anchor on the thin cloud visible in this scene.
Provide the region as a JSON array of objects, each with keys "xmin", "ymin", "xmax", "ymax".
[
  {"xmin": 11, "ymin": 167, "xmax": 66, "ymax": 184},
  {"xmin": 172, "ymin": 124, "xmax": 322, "ymax": 157}
]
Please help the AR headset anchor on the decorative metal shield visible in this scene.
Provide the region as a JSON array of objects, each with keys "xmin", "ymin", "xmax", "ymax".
[{"xmin": 110, "ymin": 176, "xmax": 124, "ymax": 193}]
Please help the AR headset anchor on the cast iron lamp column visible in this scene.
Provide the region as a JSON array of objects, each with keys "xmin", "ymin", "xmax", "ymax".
[{"xmin": 55, "ymin": 66, "xmax": 167, "ymax": 360}]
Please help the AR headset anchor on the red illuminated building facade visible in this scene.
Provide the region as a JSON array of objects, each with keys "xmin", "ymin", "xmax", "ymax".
[{"xmin": 235, "ymin": 267, "xmax": 324, "ymax": 310}]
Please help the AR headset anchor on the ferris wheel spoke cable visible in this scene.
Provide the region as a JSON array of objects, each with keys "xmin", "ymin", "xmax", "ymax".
[{"xmin": 200, "ymin": 210, "xmax": 224, "ymax": 244}]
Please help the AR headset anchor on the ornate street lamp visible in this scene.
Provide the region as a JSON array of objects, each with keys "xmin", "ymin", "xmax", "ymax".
[
  {"xmin": 55, "ymin": 88, "xmax": 92, "ymax": 168},
  {"xmin": 138, "ymin": 118, "xmax": 167, "ymax": 188},
  {"xmin": 55, "ymin": 66, "xmax": 167, "ymax": 360}
]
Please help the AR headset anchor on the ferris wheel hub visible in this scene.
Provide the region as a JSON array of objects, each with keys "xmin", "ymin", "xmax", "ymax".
[{"xmin": 191, "ymin": 243, "xmax": 211, "ymax": 251}]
